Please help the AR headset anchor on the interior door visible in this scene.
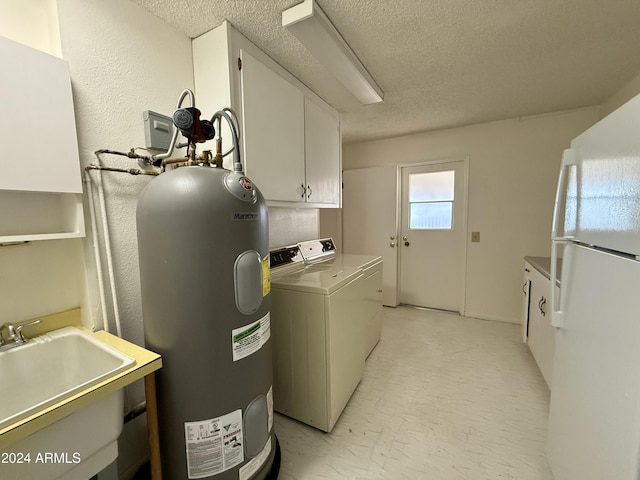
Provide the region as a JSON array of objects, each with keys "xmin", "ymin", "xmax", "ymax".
[
  {"xmin": 342, "ymin": 166, "xmax": 399, "ymax": 306},
  {"xmin": 399, "ymin": 160, "xmax": 467, "ymax": 311}
]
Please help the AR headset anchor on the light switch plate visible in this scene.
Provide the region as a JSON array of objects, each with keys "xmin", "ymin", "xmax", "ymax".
[{"xmin": 143, "ymin": 110, "xmax": 173, "ymax": 150}]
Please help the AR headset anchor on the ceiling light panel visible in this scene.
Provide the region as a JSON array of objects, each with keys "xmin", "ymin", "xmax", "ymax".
[{"xmin": 283, "ymin": 0, "xmax": 384, "ymax": 105}]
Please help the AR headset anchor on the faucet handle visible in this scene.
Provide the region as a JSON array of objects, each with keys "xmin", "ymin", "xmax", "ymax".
[
  {"xmin": 1, "ymin": 319, "xmax": 43, "ymax": 344},
  {"xmin": 14, "ymin": 319, "xmax": 42, "ymax": 343}
]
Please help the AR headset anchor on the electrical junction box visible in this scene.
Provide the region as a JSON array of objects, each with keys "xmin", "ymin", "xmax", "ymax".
[{"xmin": 143, "ymin": 110, "xmax": 173, "ymax": 151}]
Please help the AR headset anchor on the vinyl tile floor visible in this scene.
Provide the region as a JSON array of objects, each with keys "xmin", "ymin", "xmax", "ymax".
[{"xmin": 273, "ymin": 306, "xmax": 553, "ymax": 479}]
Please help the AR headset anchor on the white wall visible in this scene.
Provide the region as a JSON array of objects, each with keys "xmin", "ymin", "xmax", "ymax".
[
  {"xmin": 0, "ymin": 0, "xmax": 60, "ymax": 56},
  {"xmin": 339, "ymin": 107, "xmax": 600, "ymax": 323},
  {"xmin": 269, "ymin": 207, "xmax": 319, "ymax": 247},
  {"xmin": 0, "ymin": 239, "xmax": 86, "ymax": 322},
  {"xmin": 56, "ymin": 0, "xmax": 195, "ymax": 343}
]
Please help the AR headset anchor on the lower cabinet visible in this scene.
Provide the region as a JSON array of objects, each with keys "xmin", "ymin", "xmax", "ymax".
[{"xmin": 522, "ymin": 259, "xmax": 558, "ymax": 388}]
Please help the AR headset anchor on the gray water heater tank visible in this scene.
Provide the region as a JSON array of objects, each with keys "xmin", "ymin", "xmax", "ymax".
[{"xmin": 136, "ymin": 164, "xmax": 279, "ymax": 479}]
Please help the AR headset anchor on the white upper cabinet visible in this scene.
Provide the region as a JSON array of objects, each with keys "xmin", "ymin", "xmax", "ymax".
[
  {"xmin": 0, "ymin": 36, "xmax": 81, "ymax": 193},
  {"xmin": 0, "ymin": 36, "xmax": 84, "ymax": 242},
  {"xmin": 240, "ymin": 50, "xmax": 306, "ymax": 203},
  {"xmin": 193, "ymin": 22, "xmax": 341, "ymax": 208},
  {"xmin": 304, "ymin": 97, "xmax": 341, "ymax": 205}
]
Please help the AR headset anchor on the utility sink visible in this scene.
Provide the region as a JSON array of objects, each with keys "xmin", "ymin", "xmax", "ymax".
[{"xmin": 0, "ymin": 326, "xmax": 135, "ymax": 430}]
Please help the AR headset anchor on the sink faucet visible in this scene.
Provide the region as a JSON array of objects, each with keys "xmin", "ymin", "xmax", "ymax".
[{"xmin": 0, "ymin": 319, "xmax": 42, "ymax": 351}]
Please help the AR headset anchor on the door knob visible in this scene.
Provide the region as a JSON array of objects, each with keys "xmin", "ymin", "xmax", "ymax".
[{"xmin": 404, "ymin": 241, "xmax": 410, "ymax": 247}]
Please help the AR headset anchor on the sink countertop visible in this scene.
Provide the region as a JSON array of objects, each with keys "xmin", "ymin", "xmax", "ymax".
[
  {"xmin": 0, "ymin": 308, "xmax": 161, "ymax": 450},
  {"xmin": 525, "ymin": 256, "xmax": 562, "ymax": 286}
]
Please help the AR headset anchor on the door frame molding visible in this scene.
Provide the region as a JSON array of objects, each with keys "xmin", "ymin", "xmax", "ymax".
[{"xmin": 397, "ymin": 156, "xmax": 469, "ymax": 315}]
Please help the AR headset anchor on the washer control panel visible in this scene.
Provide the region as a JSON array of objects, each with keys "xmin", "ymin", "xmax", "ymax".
[
  {"xmin": 269, "ymin": 245, "xmax": 303, "ymax": 269},
  {"xmin": 298, "ymin": 238, "xmax": 336, "ymax": 263}
]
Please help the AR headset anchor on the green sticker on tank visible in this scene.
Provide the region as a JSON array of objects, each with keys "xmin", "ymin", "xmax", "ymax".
[{"xmin": 231, "ymin": 313, "xmax": 271, "ymax": 362}]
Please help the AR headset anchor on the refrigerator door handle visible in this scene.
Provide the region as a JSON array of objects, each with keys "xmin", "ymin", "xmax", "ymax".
[
  {"xmin": 551, "ymin": 148, "xmax": 578, "ymax": 239},
  {"xmin": 551, "ymin": 148, "xmax": 578, "ymax": 328},
  {"xmin": 551, "ymin": 239, "xmax": 568, "ymax": 327}
]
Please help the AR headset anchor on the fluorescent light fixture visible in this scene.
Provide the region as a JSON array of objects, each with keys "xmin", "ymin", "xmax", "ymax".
[{"xmin": 282, "ymin": 0, "xmax": 384, "ymax": 105}]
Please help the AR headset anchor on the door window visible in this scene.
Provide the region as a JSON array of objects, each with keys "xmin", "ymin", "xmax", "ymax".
[{"xmin": 408, "ymin": 170, "xmax": 455, "ymax": 229}]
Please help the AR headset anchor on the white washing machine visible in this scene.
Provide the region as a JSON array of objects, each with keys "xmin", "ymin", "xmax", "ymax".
[
  {"xmin": 269, "ymin": 240, "xmax": 369, "ymax": 432},
  {"xmin": 296, "ymin": 241, "xmax": 383, "ymax": 357},
  {"xmin": 330, "ymin": 254, "xmax": 383, "ymax": 357}
]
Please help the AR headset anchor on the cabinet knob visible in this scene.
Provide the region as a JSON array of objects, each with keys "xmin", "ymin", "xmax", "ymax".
[
  {"xmin": 390, "ymin": 242, "xmax": 396, "ymax": 247},
  {"xmin": 404, "ymin": 241, "xmax": 410, "ymax": 247},
  {"xmin": 306, "ymin": 185, "xmax": 313, "ymax": 199}
]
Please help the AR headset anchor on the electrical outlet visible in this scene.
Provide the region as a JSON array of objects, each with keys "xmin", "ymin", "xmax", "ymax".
[{"xmin": 471, "ymin": 231, "xmax": 480, "ymax": 242}]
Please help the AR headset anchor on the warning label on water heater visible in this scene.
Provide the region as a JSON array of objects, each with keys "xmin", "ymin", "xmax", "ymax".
[
  {"xmin": 262, "ymin": 256, "xmax": 270, "ymax": 297},
  {"xmin": 184, "ymin": 410, "xmax": 244, "ymax": 479},
  {"xmin": 231, "ymin": 313, "xmax": 271, "ymax": 362}
]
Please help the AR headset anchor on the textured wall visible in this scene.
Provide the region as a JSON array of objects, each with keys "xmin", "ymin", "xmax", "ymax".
[
  {"xmin": 56, "ymin": 0, "xmax": 195, "ymax": 343},
  {"xmin": 269, "ymin": 207, "xmax": 319, "ymax": 248},
  {"xmin": 341, "ymin": 107, "xmax": 601, "ymax": 324}
]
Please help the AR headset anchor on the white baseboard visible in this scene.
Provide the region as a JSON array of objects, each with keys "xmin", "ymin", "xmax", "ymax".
[{"xmin": 463, "ymin": 311, "xmax": 519, "ymax": 325}]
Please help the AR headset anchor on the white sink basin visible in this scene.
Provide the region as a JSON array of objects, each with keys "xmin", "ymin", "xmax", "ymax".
[{"xmin": 0, "ymin": 326, "xmax": 135, "ymax": 430}]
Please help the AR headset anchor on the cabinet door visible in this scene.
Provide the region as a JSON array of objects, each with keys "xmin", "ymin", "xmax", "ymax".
[
  {"xmin": 521, "ymin": 266, "xmax": 532, "ymax": 342},
  {"xmin": 240, "ymin": 49, "xmax": 305, "ymax": 202},
  {"xmin": 0, "ymin": 37, "xmax": 81, "ymax": 193},
  {"xmin": 527, "ymin": 268, "xmax": 556, "ymax": 388},
  {"xmin": 304, "ymin": 97, "xmax": 340, "ymax": 205}
]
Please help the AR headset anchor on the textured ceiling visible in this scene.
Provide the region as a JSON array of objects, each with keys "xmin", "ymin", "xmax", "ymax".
[{"xmin": 130, "ymin": 0, "xmax": 640, "ymax": 144}]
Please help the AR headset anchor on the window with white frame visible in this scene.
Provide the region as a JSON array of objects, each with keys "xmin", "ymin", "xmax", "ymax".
[{"xmin": 408, "ymin": 170, "xmax": 455, "ymax": 230}]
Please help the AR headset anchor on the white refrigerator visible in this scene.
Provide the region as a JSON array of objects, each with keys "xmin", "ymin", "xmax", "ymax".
[{"xmin": 547, "ymin": 93, "xmax": 640, "ymax": 480}]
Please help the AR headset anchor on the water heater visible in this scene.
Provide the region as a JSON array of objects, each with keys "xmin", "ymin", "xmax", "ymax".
[{"xmin": 136, "ymin": 163, "xmax": 279, "ymax": 479}]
